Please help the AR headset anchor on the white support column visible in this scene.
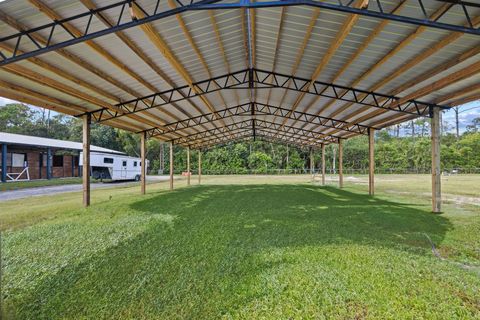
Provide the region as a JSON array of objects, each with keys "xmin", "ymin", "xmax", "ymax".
[
  {"xmin": 198, "ymin": 150, "xmax": 202, "ymax": 184},
  {"xmin": 169, "ymin": 141, "xmax": 174, "ymax": 190},
  {"xmin": 82, "ymin": 114, "xmax": 91, "ymax": 207},
  {"xmin": 339, "ymin": 139, "xmax": 344, "ymax": 188},
  {"xmin": 187, "ymin": 146, "xmax": 191, "ymax": 186},
  {"xmin": 321, "ymin": 144, "xmax": 326, "ymax": 186},
  {"xmin": 431, "ymin": 107, "xmax": 442, "ymax": 213},
  {"xmin": 368, "ymin": 128, "xmax": 375, "ymax": 196},
  {"xmin": 140, "ymin": 131, "xmax": 146, "ymax": 195}
]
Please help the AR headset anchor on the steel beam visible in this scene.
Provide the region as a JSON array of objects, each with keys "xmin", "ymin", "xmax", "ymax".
[
  {"xmin": 192, "ymin": 131, "xmax": 252, "ymax": 149},
  {"xmin": 147, "ymin": 102, "xmax": 250, "ymax": 137},
  {"xmin": 252, "ymin": 69, "xmax": 446, "ymax": 117},
  {"xmin": 85, "ymin": 68, "xmax": 447, "ymax": 124},
  {"xmin": 1, "ymin": 0, "xmax": 478, "ymax": 65},
  {"xmin": 0, "ymin": 0, "xmax": 222, "ymax": 66},
  {"xmin": 145, "ymin": 102, "xmax": 373, "ymax": 139},
  {"xmin": 255, "ymin": 119, "xmax": 340, "ymax": 143},
  {"xmin": 192, "ymin": 129, "xmax": 321, "ymax": 150},
  {"xmin": 189, "ymin": 124, "xmax": 329, "ymax": 149},
  {"xmin": 198, "ymin": 0, "xmax": 480, "ymax": 35},
  {"xmin": 87, "ymin": 69, "xmax": 250, "ymax": 123},
  {"xmin": 172, "ymin": 119, "xmax": 339, "ymax": 146},
  {"xmin": 189, "ymin": 128, "xmax": 252, "ymax": 148},
  {"xmin": 172, "ymin": 120, "xmax": 252, "ymax": 145}
]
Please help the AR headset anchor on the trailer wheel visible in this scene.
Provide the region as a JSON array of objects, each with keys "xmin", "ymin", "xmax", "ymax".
[
  {"xmin": 135, "ymin": 174, "xmax": 141, "ymax": 181},
  {"xmin": 92, "ymin": 171, "xmax": 101, "ymax": 180}
]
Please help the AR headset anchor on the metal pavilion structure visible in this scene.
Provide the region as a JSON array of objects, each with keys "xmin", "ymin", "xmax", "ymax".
[{"xmin": 0, "ymin": 0, "xmax": 479, "ymax": 211}]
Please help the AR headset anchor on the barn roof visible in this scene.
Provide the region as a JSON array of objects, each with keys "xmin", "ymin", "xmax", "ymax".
[
  {"xmin": 0, "ymin": 0, "xmax": 479, "ymax": 149},
  {"xmin": 0, "ymin": 132, "xmax": 126, "ymax": 154}
]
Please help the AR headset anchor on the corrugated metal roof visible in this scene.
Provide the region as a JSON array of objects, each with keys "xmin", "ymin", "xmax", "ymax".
[
  {"xmin": 0, "ymin": 132, "xmax": 126, "ymax": 154},
  {"xmin": 0, "ymin": 0, "xmax": 478, "ymax": 148}
]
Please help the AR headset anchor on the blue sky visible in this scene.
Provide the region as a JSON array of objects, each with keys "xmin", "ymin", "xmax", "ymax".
[
  {"xmin": 1, "ymin": 96, "xmax": 479, "ymax": 134},
  {"xmin": 442, "ymin": 101, "xmax": 480, "ymax": 133}
]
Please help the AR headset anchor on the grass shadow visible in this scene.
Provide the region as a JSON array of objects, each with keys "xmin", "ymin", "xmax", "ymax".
[{"xmin": 9, "ymin": 184, "xmax": 463, "ymax": 319}]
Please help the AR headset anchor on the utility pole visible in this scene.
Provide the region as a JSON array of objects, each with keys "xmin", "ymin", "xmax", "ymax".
[{"xmin": 454, "ymin": 107, "xmax": 459, "ymax": 139}]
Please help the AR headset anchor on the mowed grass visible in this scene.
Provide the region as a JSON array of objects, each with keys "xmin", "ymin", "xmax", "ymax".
[
  {"xmin": 1, "ymin": 175, "xmax": 480, "ymax": 319},
  {"xmin": 0, "ymin": 177, "xmax": 82, "ymax": 192}
]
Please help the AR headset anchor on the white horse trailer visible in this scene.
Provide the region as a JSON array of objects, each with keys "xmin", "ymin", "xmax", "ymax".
[{"xmin": 79, "ymin": 152, "xmax": 146, "ymax": 181}]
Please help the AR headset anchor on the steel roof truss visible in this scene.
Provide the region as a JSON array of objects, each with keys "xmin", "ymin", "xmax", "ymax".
[
  {"xmin": 143, "ymin": 102, "xmax": 371, "ymax": 138},
  {"xmin": 172, "ymin": 119, "xmax": 339, "ymax": 146},
  {"xmin": 84, "ymin": 68, "xmax": 446, "ymax": 123},
  {"xmin": 1, "ymin": 0, "xmax": 479, "ymax": 66}
]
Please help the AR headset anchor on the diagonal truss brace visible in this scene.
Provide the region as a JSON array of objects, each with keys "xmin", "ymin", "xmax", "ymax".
[
  {"xmin": 190, "ymin": 128, "xmax": 326, "ymax": 150},
  {"xmin": 172, "ymin": 119, "xmax": 339, "ymax": 146},
  {"xmin": 0, "ymin": 0, "xmax": 222, "ymax": 66},
  {"xmin": 84, "ymin": 68, "xmax": 448, "ymax": 123},
  {"xmin": 1, "ymin": 0, "xmax": 478, "ymax": 66},
  {"xmin": 251, "ymin": 69, "xmax": 449, "ymax": 117},
  {"xmin": 144, "ymin": 102, "xmax": 372, "ymax": 138},
  {"xmin": 87, "ymin": 69, "xmax": 250, "ymax": 122}
]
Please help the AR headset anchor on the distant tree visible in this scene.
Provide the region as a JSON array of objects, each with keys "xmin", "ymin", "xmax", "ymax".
[
  {"xmin": 466, "ymin": 117, "xmax": 480, "ymax": 133},
  {"xmin": 1, "ymin": 102, "xmax": 480, "ymax": 173},
  {"xmin": 0, "ymin": 103, "xmax": 38, "ymax": 134},
  {"xmin": 286, "ymin": 149, "xmax": 304, "ymax": 170},
  {"xmin": 116, "ymin": 129, "xmax": 140, "ymax": 156},
  {"xmin": 248, "ymin": 151, "xmax": 273, "ymax": 173}
]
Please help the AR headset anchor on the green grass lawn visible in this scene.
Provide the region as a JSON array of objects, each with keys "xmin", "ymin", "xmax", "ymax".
[
  {"xmin": 1, "ymin": 175, "xmax": 480, "ymax": 319},
  {"xmin": 0, "ymin": 177, "xmax": 82, "ymax": 191}
]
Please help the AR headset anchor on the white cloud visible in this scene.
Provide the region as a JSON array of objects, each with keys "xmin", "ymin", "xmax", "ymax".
[
  {"xmin": 443, "ymin": 100, "xmax": 480, "ymax": 133},
  {"xmin": 0, "ymin": 97, "xmax": 16, "ymax": 105}
]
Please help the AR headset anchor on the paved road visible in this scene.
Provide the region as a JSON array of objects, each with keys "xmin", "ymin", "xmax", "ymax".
[{"xmin": 0, "ymin": 176, "xmax": 171, "ymax": 201}]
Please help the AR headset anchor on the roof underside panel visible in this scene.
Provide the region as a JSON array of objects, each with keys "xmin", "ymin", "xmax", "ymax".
[{"xmin": 0, "ymin": 0, "xmax": 478, "ymax": 148}]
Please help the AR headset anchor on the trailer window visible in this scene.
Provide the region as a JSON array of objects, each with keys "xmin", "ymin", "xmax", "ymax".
[
  {"xmin": 104, "ymin": 158, "xmax": 114, "ymax": 164},
  {"xmin": 122, "ymin": 160, "xmax": 127, "ymax": 167},
  {"xmin": 133, "ymin": 161, "xmax": 137, "ymax": 167}
]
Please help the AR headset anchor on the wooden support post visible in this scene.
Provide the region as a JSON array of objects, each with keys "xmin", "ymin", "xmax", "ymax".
[
  {"xmin": 310, "ymin": 148, "xmax": 314, "ymax": 177},
  {"xmin": 159, "ymin": 143, "xmax": 165, "ymax": 174},
  {"xmin": 339, "ymin": 139, "xmax": 344, "ymax": 188},
  {"xmin": 77, "ymin": 152, "xmax": 81, "ymax": 177},
  {"xmin": 198, "ymin": 150, "xmax": 202, "ymax": 184},
  {"xmin": 1, "ymin": 144, "xmax": 7, "ymax": 183},
  {"xmin": 321, "ymin": 144, "xmax": 326, "ymax": 186},
  {"xmin": 82, "ymin": 113, "xmax": 91, "ymax": 207},
  {"xmin": 169, "ymin": 141, "xmax": 174, "ymax": 190},
  {"xmin": 431, "ymin": 107, "xmax": 442, "ymax": 213},
  {"xmin": 368, "ymin": 128, "xmax": 375, "ymax": 196},
  {"xmin": 140, "ymin": 131, "xmax": 146, "ymax": 195},
  {"xmin": 187, "ymin": 147, "xmax": 191, "ymax": 186}
]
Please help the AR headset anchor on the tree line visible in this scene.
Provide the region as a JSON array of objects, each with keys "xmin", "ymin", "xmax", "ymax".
[{"xmin": 1, "ymin": 103, "xmax": 479, "ymax": 174}]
